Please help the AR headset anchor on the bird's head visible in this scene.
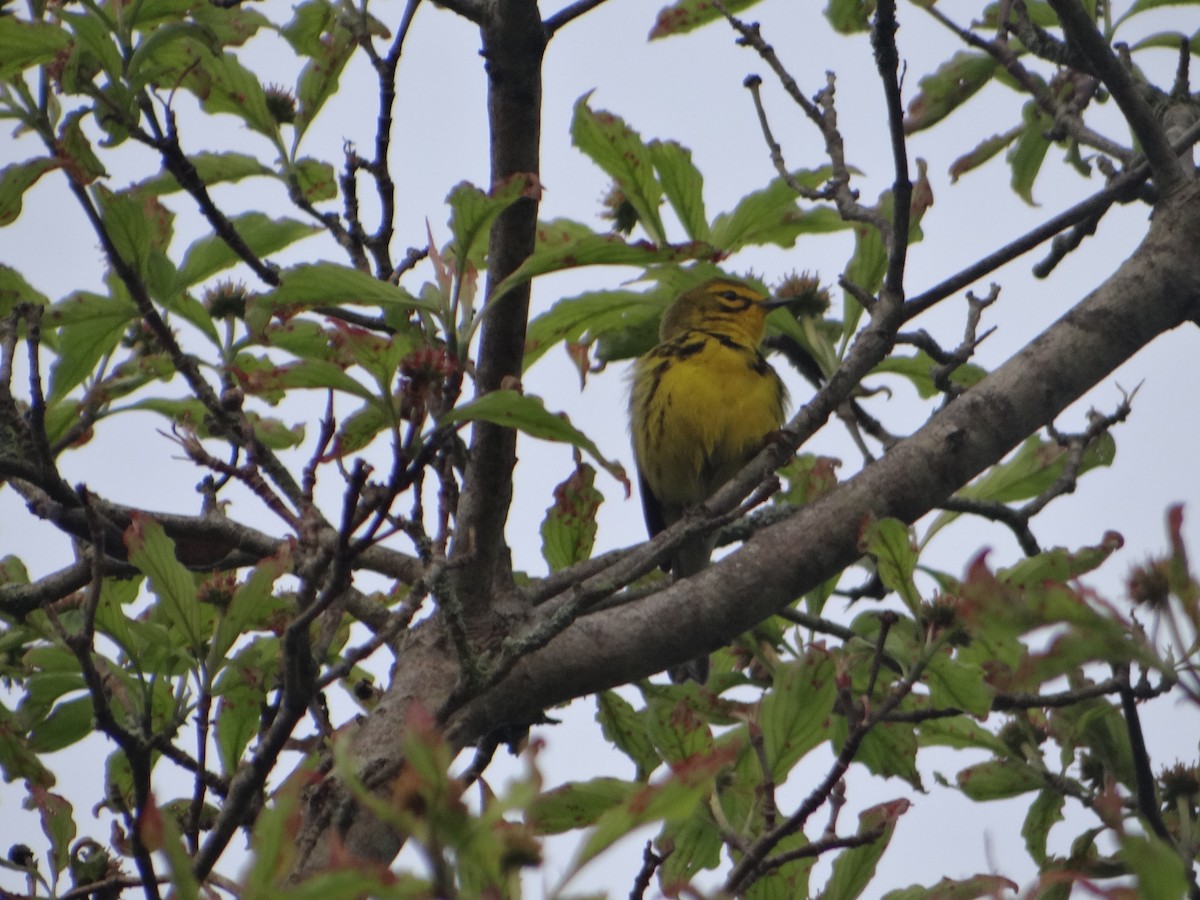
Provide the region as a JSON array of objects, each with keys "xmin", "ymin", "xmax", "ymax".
[{"xmin": 659, "ymin": 278, "xmax": 788, "ymax": 346}]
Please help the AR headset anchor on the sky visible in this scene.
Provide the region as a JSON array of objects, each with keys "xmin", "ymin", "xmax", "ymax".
[{"xmin": 3, "ymin": 0, "xmax": 1200, "ymax": 895}]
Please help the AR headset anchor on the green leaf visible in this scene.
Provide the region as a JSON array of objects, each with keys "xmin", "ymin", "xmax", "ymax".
[
  {"xmin": 760, "ymin": 647, "xmax": 836, "ymax": 775},
  {"xmin": 49, "ymin": 293, "xmax": 139, "ymax": 401},
  {"xmin": 1009, "ymin": 101, "xmax": 1054, "ymax": 205},
  {"xmin": 856, "ymin": 721, "xmax": 921, "ymax": 787},
  {"xmin": 956, "ymin": 759, "xmax": 1044, "ymax": 800},
  {"xmin": 859, "ymin": 518, "xmax": 921, "ymax": 614},
  {"xmin": 0, "ymin": 264, "xmax": 51, "ymax": 317},
  {"xmin": 924, "ymin": 654, "xmax": 994, "ymax": 717},
  {"xmin": 289, "ymin": 157, "xmax": 337, "ymax": 203},
  {"xmin": 825, "ymin": 0, "xmax": 875, "ymax": 33},
  {"xmin": 568, "ymin": 747, "xmax": 734, "ymax": 874},
  {"xmin": 524, "ymin": 288, "xmax": 661, "ymax": 370},
  {"xmin": 0, "ymin": 18, "xmax": 71, "ymax": 78},
  {"xmin": 595, "ymin": 691, "xmax": 660, "ymax": 782},
  {"xmin": 447, "ymin": 175, "xmax": 537, "ymax": 271},
  {"xmin": 1120, "ymin": 832, "xmax": 1192, "ymax": 900},
  {"xmin": 658, "ymin": 812, "xmax": 723, "ymax": 893},
  {"xmin": 1022, "ymin": 789, "xmax": 1064, "ymax": 866},
  {"xmin": 256, "ymin": 263, "xmax": 428, "ymax": 317},
  {"xmin": 571, "ymin": 94, "xmax": 666, "ymax": 243},
  {"xmin": 915, "ymin": 712, "xmax": 1007, "ymax": 753},
  {"xmin": 237, "ymin": 358, "xmax": 374, "ymax": 402},
  {"xmin": 644, "ymin": 692, "xmax": 714, "ymax": 765},
  {"xmin": 871, "ymin": 351, "xmax": 987, "ymax": 399},
  {"xmin": 28, "ymin": 696, "xmax": 95, "ymax": 753},
  {"xmin": 165, "ymin": 40, "xmax": 280, "ymax": 142},
  {"xmin": 710, "ymin": 171, "xmax": 846, "ymax": 251},
  {"xmin": 649, "ymin": 140, "xmax": 709, "ymax": 241},
  {"xmin": 821, "ymin": 799, "xmax": 910, "ymax": 899},
  {"xmin": 540, "ymin": 463, "xmax": 603, "ymax": 571},
  {"xmin": 1112, "ymin": 0, "xmax": 1200, "ymax": 32},
  {"xmin": 441, "ymin": 390, "xmax": 628, "ymax": 489},
  {"xmin": 949, "ymin": 127, "xmax": 1022, "ymax": 182},
  {"xmin": 903, "ymin": 52, "xmax": 999, "ymax": 134},
  {"xmin": 24, "ymin": 785, "xmax": 75, "ymax": 879},
  {"xmin": 0, "ymin": 158, "xmax": 58, "ymax": 228},
  {"xmin": 647, "ymin": 0, "xmax": 764, "ymax": 39},
  {"xmin": 124, "ymin": 515, "xmax": 203, "ymax": 654},
  {"xmin": 293, "ymin": 24, "xmax": 355, "ymax": 141},
  {"xmin": 491, "ymin": 218, "xmax": 715, "ymax": 300},
  {"xmin": 176, "ymin": 214, "xmax": 318, "ymax": 288},
  {"xmin": 527, "ymin": 777, "xmax": 635, "ymax": 834},
  {"xmin": 133, "ymin": 151, "xmax": 272, "ymax": 197},
  {"xmin": 882, "ymin": 874, "xmax": 1020, "ymax": 900},
  {"xmin": 212, "ymin": 555, "xmax": 289, "ymax": 662}
]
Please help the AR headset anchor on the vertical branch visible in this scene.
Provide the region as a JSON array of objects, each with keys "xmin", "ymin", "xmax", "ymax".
[
  {"xmin": 449, "ymin": 2, "xmax": 546, "ymax": 613},
  {"xmin": 871, "ymin": 0, "xmax": 911, "ymax": 299}
]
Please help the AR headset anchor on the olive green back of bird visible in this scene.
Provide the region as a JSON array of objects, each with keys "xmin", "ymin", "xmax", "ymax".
[{"xmin": 629, "ymin": 278, "xmax": 789, "ymax": 682}]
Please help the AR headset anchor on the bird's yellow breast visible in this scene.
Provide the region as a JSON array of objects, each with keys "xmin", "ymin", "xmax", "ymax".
[{"xmin": 630, "ymin": 329, "xmax": 787, "ymax": 512}]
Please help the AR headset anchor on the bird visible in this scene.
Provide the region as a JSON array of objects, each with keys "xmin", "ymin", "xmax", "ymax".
[{"xmin": 629, "ymin": 277, "xmax": 790, "ymax": 683}]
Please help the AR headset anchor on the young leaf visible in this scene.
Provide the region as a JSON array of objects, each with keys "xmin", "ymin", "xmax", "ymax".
[
  {"xmin": 647, "ymin": 0, "xmax": 763, "ymax": 39},
  {"xmin": 759, "ymin": 646, "xmax": 836, "ymax": 775},
  {"xmin": 0, "ymin": 265, "xmax": 51, "ymax": 316},
  {"xmin": 595, "ymin": 691, "xmax": 660, "ymax": 782},
  {"xmin": 447, "ymin": 175, "xmax": 538, "ymax": 272},
  {"xmin": 490, "ymin": 218, "xmax": 715, "ymax": 300},
  {"xmin": 859, "ymin": 518, "xmax": 922, "ymax": 614},
  {"xmin": 710, "ymin": 172, "xmax": 846, "ymax": 251},
  {"xmin": 540, "ymin": 463, "xmax": 603, "ymax": 571},
  {"xmin": 1008, "ymin": 101, "xmax": 1054, "ymax": 206},
  {"xmin": 441, "ymin": 390, "xmax": 629, "ymax": 490},
  {"xmin": 956, "ymin": 759, "xmax": 1044, "ymax": 800},
  {"xmin": 177, "ymin": 215, "xmax": 318, "ymax": 289},
  {"xmin": 0, "ymin": 19, "xmax": 71, "ymax": 78},
  {"xmin": 526, "ymin": 777, "xmax": 635, "ymax": 834},
  {"xmin": 649, "ymin": 140, "xmax": 710, "ymax": 241},
  {"xmin": 949, "ymin": 128, "xmax": 1021, "ymax": 183},
  {"xmin": 124, "ymin": 514, "xmax": 203, "ymax": 654},
  {"xmin": 904, "ymin": 52, "xmax": 999, "ymax": 134},
  {"xmin": 1022, "ymin": 789, "xmax": 1064, "ymax": 866},
  {"xmin": 820, "ymin": 799, "xmax": 911, "ymax": 900},
  {"xmin": 0, "ymin": 158, "xmax": 59, "ymax": 228},
  {"xmin": 571, "ymin": 95, "xmax": 666, "ymax": 243}
]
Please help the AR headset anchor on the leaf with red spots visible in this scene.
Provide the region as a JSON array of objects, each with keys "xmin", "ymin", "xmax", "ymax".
[{"xmin": 540, "ymin": 463, "xmax": 603, "ymax": 571}]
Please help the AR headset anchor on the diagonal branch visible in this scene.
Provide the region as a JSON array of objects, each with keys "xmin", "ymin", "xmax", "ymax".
[{"xmin": 1047, "ymin": 0, "xmax": 1186, "ymax": 194}]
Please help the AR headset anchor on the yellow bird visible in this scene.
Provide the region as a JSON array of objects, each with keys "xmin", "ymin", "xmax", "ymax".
[{"xmin": 629, "ymin": 278, "xmax": 790, "ymax": 683}]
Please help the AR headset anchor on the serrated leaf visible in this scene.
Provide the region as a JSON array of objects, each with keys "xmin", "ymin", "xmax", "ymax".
[
  {"xmin": 956, "ymin": 759, "xmax": 1044, "ymax": 800},
  {"xmin": 1008, "ymin": 102, "xmax": 1054, "ymax": 205},
  {"xmin": 524, "ymin": 289, "xmax": 660, "ymax": 370},
  {"xmin": 825, "ymin": 0, "xmax": 875, "ymax": 33},
  {"xmin": 644, "ymin": 694, "xmax": 714, "ymax": 765},
  {"xmin": 25, "ymin": 785, "xmax": 75, "ymax": 878},
  {"xmin": 1022, "ymin": 789, "xmax": 1064, "ymax": 866},
  {"xmin": 904, "ymin": 52, "xmax": 999, "ymax": 134},
  {"xmin": 949, "ymin": 128, "xmax": 1021, "ymax": 182},
  {"xmin": 821, "ymin": 799, "xmax": 910, "ymax": 899},
  {"xmin": 710, "ymin": 171, "xmax": 846, "ymax": 251},
  {"xmin": 859, "ymin": 518, "xmax": 921, "ymax": 613},
  {"xmin": 133, "ymin": 151, "xmax": 272, "ymax": 197},
  {"xmin": 257, "ymin": 263, "xmax": 429, "ymax": 314},
  {"xmin": 27, "ymin": 696, "xmax": 94, "ymax": 753},
  {"xmin": 0, "ymin": 18, "xmax": 71, "ymax": 78},
  {"xmin": 290, "ymin": 157, "xmax": 337, "ymax": 203},
  {"xmin": 527, "ymin": 777, "xmax": 635, "ymax": 834},
  {"xmin": 49, "ymin": 293, "xmax": 139, "ymax": 400},
  {"xmin": 760, "ymin": 647, "xmax": 836, "ymax": 775},
  {"xmin": 924, "ymin": 654, "xmax": 994, "ymax": 717},
  {"xmin": 871, "ymin": 351, "xmax": 987, "ymax": 399},
  {"xmin": 293, "ymin": 23, "xmax": 355, "ymax": 140},
  {"xmin": 0, "ymin": 158, "xmax": 58, "ymax": 227},
  {"xmin": 491, "ymin": 218, "xmax": 715, "ymax": 300},
  {"xmin": 595, "ymin": 691, "xmax": 660, "ymax": 782},
  {"xmin": 447, "ymin": 175, "xmax": 537, "ymax": 272},
  {"xmin": 540, "ymin": 463, "xmax": 602, "ymax": 571},
  {"xmin": 124, "ymin": 514, "xmax": 203, "ymax": 654},
  {"xmin": 442, "ymin": 390, "xmax": 628, "ymax": 490},
  {"xmin": 176, "ymin": 214, "xmax": 318, "ymax": 288},
  {"xmin": 881, "ymin": 874, "xmax": 1020, "ymax": 900},
  {"xmin": 0, "ymin": 265, "xmax": 51, "ymax": 316},
  {"xmin": 649, "ymin": 140, "xmax": 709, "ymax": 241},
  {"xmin": 658, "ymin": 811, "xmax": 723, "ymax": 892},
  {"xmin": 571, "ymin": 94, "xmax": 666, "ymax": 243}
]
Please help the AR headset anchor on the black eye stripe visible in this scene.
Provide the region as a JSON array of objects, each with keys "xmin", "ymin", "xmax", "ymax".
[{"xmin": 718, "ymin": 289, "xmax": 752, "ymax": 310}]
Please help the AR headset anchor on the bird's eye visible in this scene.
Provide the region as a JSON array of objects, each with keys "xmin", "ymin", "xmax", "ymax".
[{"xmin": 719, "ymin": 291, "xmax": 740, "ymax": 302}]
